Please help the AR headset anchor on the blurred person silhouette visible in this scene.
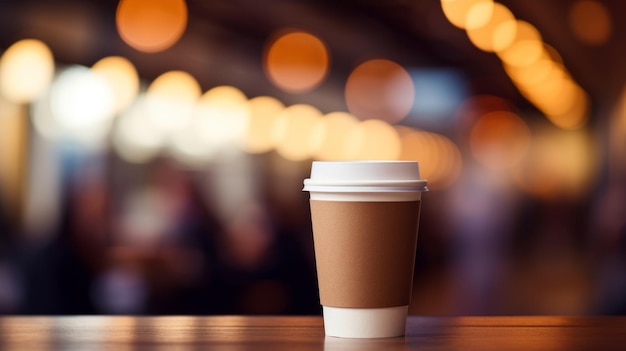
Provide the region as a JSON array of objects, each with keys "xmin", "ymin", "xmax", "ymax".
[
  {"xmin": 19, "ymin": 155, "xmax": 108, "ymax": 314},
  {"xmin": 106, "ymin": 158, "xmax": 220, "ymax": 314},
  {"xmin": 448, "ymin": 165, "xmax": 518, "ymax": 315},
  {"xmin": 187, "ymin": 152, "xmax": 319, "ymax": 315},
  {"xmin": 14, "ymin": 150, "xmax": 319, "ymax": 315},
  {"xmin": 212, "ymin": 198, "xmax": 318, "ymax": 315}
]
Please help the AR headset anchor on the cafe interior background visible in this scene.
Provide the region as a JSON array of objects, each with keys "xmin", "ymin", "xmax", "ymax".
[{"xmin": 0, "ymin": 0, "xmax": 625, "ymax": 316}]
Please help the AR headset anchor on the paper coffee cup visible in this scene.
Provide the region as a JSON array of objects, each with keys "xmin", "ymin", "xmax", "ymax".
[{"xmin": 303, "ymin": 161, "xmax": 427, "ymax": 338}]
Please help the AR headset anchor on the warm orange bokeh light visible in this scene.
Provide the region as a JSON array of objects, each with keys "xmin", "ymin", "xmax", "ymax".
[
  {"xmin": 497, "ymin": 20, "xmax": 543, "ymax": 67},
  {"xmin": 397, "ymin": 126, "xmax": 438, "ymax": 183},
  {"xmin": 91, "ymin": 56, "xmax": 139, "ymax": 113},
  {"xmin": 466, "ymin": 3, "xmax": 516, "ymax": 52},
  {"xmin": 507, "ymin": 58, "xmax": 588, "ymax": 131},
  {"xmin": 469, "ymin": 111, "xmax": 532, "ymax": 170},
  {"xmin": 609, "ymin": 83, "xmax": 626, "ymax": 177},
  {"xmin": 309, "ymin": 112, "xmax": 359, "ymax": 161},
  {"xmin": 0, "ymin": 99, "xmax": 28, "ymax": 214},
  {"xmin": 194, "ymin": 85, "xmax": 250, "ymax": 151},
  {"xmin": 243, "ymin": 96, "xmax": 285, "ymax": 154},
  {"xmin": 464, "ymin": 0, "xmax": 494, "ymax": 30},
  {"xmin": 543, "ymin": 87, "xmax": 589, "ymax": 130},
  {"xmin": 264, "ymin": 30, "xmax": 329, "ymax": 94},
  {"xmin": 0, "ymin": 39, "xmax": 54, "ymax": 103},
  {"xmin": 146, "ymin": 70, "xmax": 201, "ymax": 133},
  {"xmin": 431, "ymin": 133, "xmax": 463, "ymax": 189},
  {"xmin": 441, "ymin": 0, "xmax": 494, "ymax": 29},
  {"xmin": 569, "ymin": 0, "xmax": 611, "ymax": 46},
  {"xmin": 513, "ymin": 127, "xmax": 595, "ymax": 200},
  {"xmin": 116, "ymin": 0, "xmax": 188, "ymax": 53},
  {"xmin": 504, "ymin": 54, "xmax": 557, "ymax": 90},
  {"xmin": 113, "ymin": 96, "xmax": 166, "ymax": 164},
  {"xmin": 342, "ymin": 119, "xmax": 401, "ymax": 160},
  {"xmin": 398, "ymin": 126, "xmax": 462, "ymax": 189},
  {"xmin": 455, "ymin": 95, "xmax": 513, "ymax": 120},
  {"xmin": 272, "ymin": 104, "xmax": 323, "ymax": 161},
  {"xmin": 345, "ymin": 59, "xmax": 414, "ymax": 124},
  {"xmin": 454, "ymin": 94, "xmax": 514, "ymax": 142},
  {"xmin": 503, "ymin": 43, "xmax": 588, "ymax": 131}
]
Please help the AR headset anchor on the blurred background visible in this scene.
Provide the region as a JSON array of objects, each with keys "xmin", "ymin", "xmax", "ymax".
[{"xmin": 0, "ymin": 0, "xmax": 625, "ymax": 316}]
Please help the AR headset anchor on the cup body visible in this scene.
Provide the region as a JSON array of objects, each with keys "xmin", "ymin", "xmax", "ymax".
[{"xmin": 303, "ymin": 161, "xmax": 427, "ymax": 338}]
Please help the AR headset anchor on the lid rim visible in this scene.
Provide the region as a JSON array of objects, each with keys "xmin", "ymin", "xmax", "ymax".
[
  {"xmin": 304, "ymin": 179, "xmax": 427, "ymax": 186},
  {"xmin": 302, "ymin": 185, "xmax": 429, "ymax": 193}
]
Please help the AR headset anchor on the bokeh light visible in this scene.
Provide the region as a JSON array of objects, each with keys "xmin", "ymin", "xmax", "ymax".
[
  {"xmin": 309, "ymin": 111, "xmax": 359, "ymax": 161},
  {"xmin": 345, "ymin": 59, "xmax": 414, "ymax": 124},
  {"xmin": 170, "ymin": 86, "xmax": 249, "ymax": 162},
  {"xmin": 543, "ymin": 87, "xmax": 590, "ymax": 130},
  {"xmin": 113, "ymin": 95, "xmax": 166, "ymax": 163},
  {"xmin": 534, "ymin": 76, "xmax": 577, "ymax": 116},
  {"xmin": 444, "ymin": 0, "xmax": 590, "ymax": 132},
  {"xmin": 91, "ymin": 56, "xmax": 140, "ymax": 113},
  {"xmin": 167, "ymin": 112, "xmax": 213, "ymax": 166},
  {"xmin": 513, "ymin": 127, "xmax": 595, "ymax": 200},
  {"xmin": 503, "ymin": 53, "xmax": 557, "ymax": 90},
  {"xmin": 543, "ymin": 44, "xmax": 565, "ymax": 65},
  {"xmin": 496, "ymin": 20, "xmax": 543, "ymax": 67},
  {"xmin": 507, "ymin": 59, "xmax": 589, "ymax": 130},
  {"xmin": 272, "ymin": 104, "xmax": 322, "ymax": 161},
  {"xmin": 455, "ymin": 95, "xmax": 514, "ymax": 120},
  {"xmin": 431, "ymin": 133, "xmax": 463, "ymax": 189},
  {"xmin": 397, "ymin": 126, "xmax": 462, "ymax": 189},
  {"xmin": 32, "ymin": 88, "xmax": 61, "ymax": 141},
  {"xmin": 196, "ymin": 85, "xmax": 249, "ymax": 149},
  {"xmin": 441, "ymin": 134, "xmax": 463, "ymax": 188},
  {"xmin": 440, "ymin": 0, "xmax": 494, "ymax": 29},
  {"xmin": 409, "ymin": 68, "xmax": 467, "ymax": 127},
  {"xmin": 609, "ymin": 83, "xmax": 626, "ymax": 176},
  {"xmin": 569, "ymin": 0, "xmax": 611, "ymax": 46},
  {"xmin": 116, "ymin": 0, "xmax": 188, "ymax": 53},
  {"xmin": 243, "ymin": 96, "xmax": 285, "ymax": 154},
  {"xmin": 493, "ymin": 17, "xmax": 589, "ymax": 130},
  {"xmin": 397, "ymin": 127, "xmax": 436, "ymax": 182},
  {"xmin": 264, "ymin": 30, "xmax": 329, "ymax": 94},
  {"xmin": 466, "ymin": 2, "xmax": 516, "ymax": 52},
  {"xmin": 0, "ymin": 39, "xmax": 54, "ymax": 103},
  {"xmin": 469, "ymin": 110, "xmax": 532, "ymax": 170},
  {"xmin": 464, "ymin": 0, "xmax": 494, "ymax": 30},
  {"xmin": 145, "ymin": 70, "xmax": 201, "ymax": 135},
  {"xmin": 49, "ymin": 65, "xmax": 116, "ymax": 146},
  {"xmin": 0, "ymin": 97, "xmax": 28, "ymax": 214},
  {"xmin": 342, "ymin": 119, "xmax": 401, "ymax": 160},
  {"xmin": 453, "ymin": 94, "xmax": 514, "ymax": 142}
]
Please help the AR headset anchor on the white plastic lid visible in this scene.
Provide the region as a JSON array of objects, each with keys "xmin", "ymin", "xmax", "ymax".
[
  {"xmin": 303, "ymin": 161, "xmax": 428, "ymax": 193},
  {"xmin": 310, "ymin": 161, "xmax": 421, "ymax": 181}
]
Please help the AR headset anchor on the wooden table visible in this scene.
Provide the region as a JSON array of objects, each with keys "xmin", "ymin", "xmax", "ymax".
[{"xmin": 0, "ymin": 316, "xmax": 625, "ymax": 350}]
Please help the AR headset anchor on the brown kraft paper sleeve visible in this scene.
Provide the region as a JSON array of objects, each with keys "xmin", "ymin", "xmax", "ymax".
[{"xmin": 310, "ymin": 200, "xmax": 421, "ymax": 308}]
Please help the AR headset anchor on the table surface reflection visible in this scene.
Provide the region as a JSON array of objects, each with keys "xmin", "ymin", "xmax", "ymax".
[{"xmin": 0, "ymin": 315, "xmax": 625, "ymax": 350}]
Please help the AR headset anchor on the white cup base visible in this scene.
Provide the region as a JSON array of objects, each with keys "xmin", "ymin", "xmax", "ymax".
[{"xmin": 322, "ymin": 305, "xmax": 408, "ymax": 338}]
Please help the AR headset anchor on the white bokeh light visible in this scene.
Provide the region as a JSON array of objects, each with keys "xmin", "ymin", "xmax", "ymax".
[
  {"xmin": 113, "ymin": 95, "xmax": 167, "ymax": 163},
  {"xmin": 50, "ymin": 66, "xmax": 116, "ymax": 138},
  {"xmin": 145, "ymin": 70, "xmax": 201, "ymax": 136},
  {"xmin": 169, "ymin": 85, "xmax": 249, "ymax": 164},
  {"xmin": 32, "ymin": 65, "xmax": 116, "ymax": 149},
  {"xmin": 91, "ymin": 56, "xmax": 140, "ymax": 113}
]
